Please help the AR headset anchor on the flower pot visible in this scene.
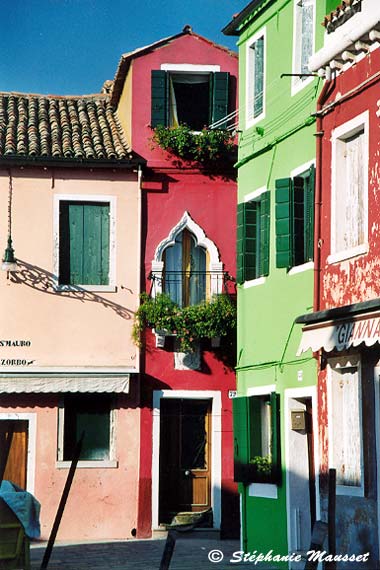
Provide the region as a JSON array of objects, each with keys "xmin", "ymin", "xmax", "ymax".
[{"xmin": 153, "ymin": 329, "xmax": 168, "ymax": 348}]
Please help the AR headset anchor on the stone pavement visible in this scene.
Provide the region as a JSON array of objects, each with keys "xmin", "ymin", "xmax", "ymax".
[{"xmin": 30, "ymin": 537, "xmax": 280, "ymax": 569}]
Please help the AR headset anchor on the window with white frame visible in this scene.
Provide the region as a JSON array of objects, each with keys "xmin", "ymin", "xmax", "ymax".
[
  {"xmin": 330, "ymin": 113, "xmax": 368, "ymax": 261},
  {"xmin": 150, "ymin": 211, "xmax": 224, "ymax": 304},
  {"xmin": 246, "ymin": 29, "xmax": 265, "ymax": 126},
  {"xmin": 328, "ymin": 358, "xmax": 363, "ymax": 494},
  {"xmin": 58, "ymin": 394, "xmax": 115, "ymax": 463},
  {"xmin": 54, "ymin": 195, "xmax": 116, "ymax": 291},
  {"xmin": 292, "ymin": 0, "xmax": 315, "ymax": 94}
]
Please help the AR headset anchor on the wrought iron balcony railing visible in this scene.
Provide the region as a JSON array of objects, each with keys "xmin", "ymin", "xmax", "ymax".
[{"xmin": 148, "ymin": 270, "xmax": 234, "ymax": 307}]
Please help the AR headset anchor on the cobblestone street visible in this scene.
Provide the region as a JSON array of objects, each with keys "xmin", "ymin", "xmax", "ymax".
[{"xmin": 30, "ymin": 538, "xmax": 272, "ymax": 570}]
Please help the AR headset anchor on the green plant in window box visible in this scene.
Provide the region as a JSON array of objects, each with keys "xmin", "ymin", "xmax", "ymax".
[
  {"xmin": 250, "ymin": 455, "xmax": 272, "ymax": 477},
  {"xmin": 133, "ymin": 292, "xmax": 236, "ymax": 353},
  {"xmin": 151, "ymin": 124, "xmax": 235, "ymax": 164}
]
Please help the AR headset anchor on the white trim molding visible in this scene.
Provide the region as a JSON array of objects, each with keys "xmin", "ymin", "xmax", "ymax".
[
  {"xmin": 151, "ymin": 211, "xmax": 223, "ymax": 297},
  {"xmin": 0, "ymin": 412, "xmax": 37, "ymax": 493},
  {"xmin": 53, "ymin": 194, "xmax": 117, "ymax": 292},
  {"xmin": 152, "ymin": 390, "xmax": 222, "ymax": 531},
  {"xmin": 160, "ymin": 64, "xmax": 220, "ymax": 73}
]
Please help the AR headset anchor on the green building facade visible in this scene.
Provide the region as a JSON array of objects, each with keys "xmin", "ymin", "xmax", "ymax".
[{"xmin": 223, "ymin": 0, "xmax": 327, "ymax": 562}]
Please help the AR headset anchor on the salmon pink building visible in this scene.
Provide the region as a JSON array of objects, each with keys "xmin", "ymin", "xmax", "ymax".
[
  {"xmin": 0, "ymin": 91, "xmax": 144, "ymax": 540},
  {"xmin": 297, "ymin": 3, "xmax": 380, "ymax": 564},
  {"xmin": 110, "ymin": 27, "xmax": 239, "ymax": 538}
]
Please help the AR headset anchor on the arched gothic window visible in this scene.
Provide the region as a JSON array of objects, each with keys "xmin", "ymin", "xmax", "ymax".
[{"xmin": 151, "ymin": 212, "xmax": 223, "ymax": 306}]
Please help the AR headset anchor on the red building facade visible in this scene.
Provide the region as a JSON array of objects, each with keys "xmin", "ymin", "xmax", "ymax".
[
  {"xmin": 111, "ymin": 27, "xmax": 239, "ymax": 538},
  {"xmin": 297, "ymin": 5, "xmax": 380, "ymax": 564}
]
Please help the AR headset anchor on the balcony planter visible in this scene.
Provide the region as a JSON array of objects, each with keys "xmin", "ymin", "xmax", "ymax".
[
  {"xmin": 151, "ymin": 125, "xmax": 235, "ymax": 165},
  {"xmin": 133, "ymin": 292, "xmax": 236, "ymax": 353}
]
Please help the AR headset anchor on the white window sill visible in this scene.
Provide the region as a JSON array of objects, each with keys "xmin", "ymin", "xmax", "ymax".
[
  {"xmin": 336, "ymin": 483, "xmax": 364, "ymax": 497},
  {"xmin": 54, "ymin": 284, "xmax": 117, "ymax": 293},
  {"xmin": 248, "ymin": 482, "xmax": 278, "ymax": 499},
  {"xmin": 291, "ymin": 75, "xmax": 314, "ymax": 97},
  {"xmin": 243, "ymin": 276, "xmax": 266, "ymax": 289},
  {"xmin": 56, "ymin": 460, "xmax": 118, "ymax": 469},
  {"xmin": 288, "ymin": 261, "xmax": 314, "ymax": 275},
  {"xmin": 327, "ymin": 244, "xmax": 368, "ymax": 264},
  {"xmin": 245, "ymin": 113, "xmax": 265, "ymax": 131}
]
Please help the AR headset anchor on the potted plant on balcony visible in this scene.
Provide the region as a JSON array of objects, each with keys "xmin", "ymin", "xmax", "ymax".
[
  {"xmin": 151, "ymin": 124, "xmax": 235, "ymax": 164},
  {"xmin": 133, "ymin": 292, "xmax": 236, "ymax": 352}
]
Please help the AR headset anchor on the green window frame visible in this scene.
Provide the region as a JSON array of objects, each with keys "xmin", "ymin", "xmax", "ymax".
[
  {"xmin": 151, "ymin": 70, "xmax": 230, "ymax": 129},
  {"xmin": 59, "ymin": 201, "xmax": 110, "ymax": 286},
  {"xmin": 233, "ymin": 393, "xmax": 281, "ymax": 484},
  {"xmin": 236, "ymin": 191, "xmax": 270, "ymax": 284},
  {"xmin": 275, "ymin": 165, "xmax": 315, "ymax": 269}
]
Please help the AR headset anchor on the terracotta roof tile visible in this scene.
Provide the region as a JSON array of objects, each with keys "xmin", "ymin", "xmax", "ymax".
[{"xmin": 0, "ymin": 92, "xmax": 132, "ymax": 163}]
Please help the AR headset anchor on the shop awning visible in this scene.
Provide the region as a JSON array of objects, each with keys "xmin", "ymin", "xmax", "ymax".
[
  {"xmin": 0, "ymin": 374, "xmax": 130, "ymax": 394},
  {"xmin": 296, "ymin": 298, "xmax": 380, "ymax": 355}
]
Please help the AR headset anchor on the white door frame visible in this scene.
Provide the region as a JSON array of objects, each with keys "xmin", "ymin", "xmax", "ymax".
[
  {"xmin": 0, "ymin": 412, "xmax": 37, "ymax": 493},
  {"xmin": 152, "ymin": 389, "xmax": 222, "ymax": 530},
  {"xmin": 285, "ymin": 386, "xmax": 320, "ymax": 561}
]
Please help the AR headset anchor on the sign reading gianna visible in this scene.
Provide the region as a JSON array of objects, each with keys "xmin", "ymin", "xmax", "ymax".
[
  {"xmin": 0, "ymin": 340, "xmax": 34, "ymax": 366},
  {"xmin": 298, "ymin": 313, "xmax": 380, "ymax": 354},
  {"xmin": 335, "ymin": 317, "xmax": 380, "ymax": 349}
]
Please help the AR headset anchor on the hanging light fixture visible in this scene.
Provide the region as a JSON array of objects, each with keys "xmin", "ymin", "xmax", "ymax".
[{"xmin": 2, "ymin": 170, "xmax": 19, "ymax": 273}]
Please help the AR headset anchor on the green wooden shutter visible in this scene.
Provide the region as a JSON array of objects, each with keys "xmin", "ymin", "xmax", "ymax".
[
  {"xmin": 69, "ymin": 203, "xmax": 85, "ymax": 285},
  {"xmin": 67, "ymin": 202, "xmax": 110, "ymax": 286},
  {"xmin": 233, "ymin": 396, "xmax": 250, "ymax": 482},
  {"xmin": 270, "ymin": 392, "xmax": 281, "ymax": 484},
  {"xmin": 237, "ymin": 203, "xmax": 245, "ymax": 284},
  {"xmin": 304, "ymin": 164, "xmax": 315, "ymax": 262},
  {"xmin": 151, "ymin": 70, "xmax": 168, "ymax": 127},
  {"xmin": 210, "ymin": 72, "xmax": 229, "ymax": 127},
  {"xmin": 259, "ymin": 191, "xmax": 270, "ymax": 276},
  {"xmin": 237, "ymin": 202, "xmax": 257, "ymax": 284},
  {"xmin": 254, "ymin": 36, "xmax": 264, "ymax": 118},
  {"xmin": 293, "ymin": 176, "xmax": 305, "ymax": 266},
  {"xmin": 245, "ymin": 202, "xmax": 258, "ymax": 281},
  {"xmin": 275, "ymin": 178, "xmax": 293, "ymax": 269},
  {"xmin": 82, "ymin": 203, "xmax": 110, "ymax": 285}
]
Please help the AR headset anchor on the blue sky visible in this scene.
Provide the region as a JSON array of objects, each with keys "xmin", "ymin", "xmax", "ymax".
[{"xmin": 0, "ymin": 1, "xmax": 245, "ymax": 96}]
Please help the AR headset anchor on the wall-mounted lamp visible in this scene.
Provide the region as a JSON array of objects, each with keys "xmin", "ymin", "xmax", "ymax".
[{"xmin": 2, "ymin": 171, "xmax": 19, "ymax": 275}]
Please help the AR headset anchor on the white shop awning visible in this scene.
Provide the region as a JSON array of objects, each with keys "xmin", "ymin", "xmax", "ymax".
[
  {"xmin": 297, "ymin": 310, "xmax": 380, "ymax": 355},
  {"xmin": 0, "ymin": 374, "xmax": 130, "ymax": 394}
]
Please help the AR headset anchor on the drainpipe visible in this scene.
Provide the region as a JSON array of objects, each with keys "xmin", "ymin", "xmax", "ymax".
[
  {"xmin": 314, "ymin": 75, "xmax": 334, "ymax": 313},
  {"xmin": 136, "ymin": 164, "xmax": 143, "ymax": 384}
]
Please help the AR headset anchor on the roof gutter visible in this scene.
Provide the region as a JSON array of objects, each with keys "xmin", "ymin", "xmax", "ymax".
[{"xmin": 0, "ymin": 156, "xmax": 146, "ymax": 170}]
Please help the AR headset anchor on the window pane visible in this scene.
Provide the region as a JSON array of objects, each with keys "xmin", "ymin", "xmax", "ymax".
[
  {"xmin": 331, "ymin": 367, "xmax": 362, "ymax": 487},
  {"xmin": 301, "ymin": 1, "xmax": 313, "ymax": 76},
  {"xmin": 334, "ymin": 130, "xmax": 365, "ymax": 253},
  {"xmin": 254, "ymin": 36, "xmax": 264, "ymax": 117},
  {"xmin": 170, "ymin": 74, "xmax": 210, "ymax": 130},
  {"xmin": 63, "ymin": 395, "xmax": 111, "ymax": 461},
  {"xmin": 189, "ymin": 237, "xmax": 206, "ymax": 305}
]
